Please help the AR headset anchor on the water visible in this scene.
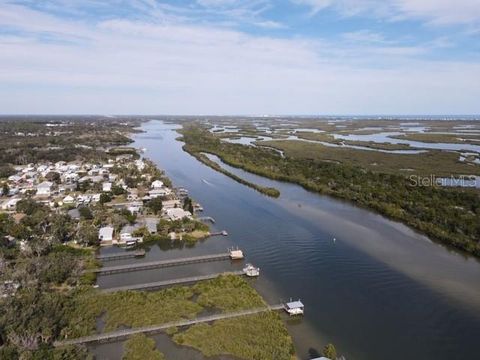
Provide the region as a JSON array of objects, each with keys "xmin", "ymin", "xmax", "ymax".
[
  {"xmin": 94, "ymin": 120, "xmax": 480, "ymax": 360},
  {"xmin": 333, "ymin": 132, "xmax": 480, "ymax": 153}
]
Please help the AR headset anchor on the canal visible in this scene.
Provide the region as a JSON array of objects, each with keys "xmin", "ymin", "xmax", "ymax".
[{"xmin": 95, "ymin": 120, "xmax": 480, "ymax": 360}]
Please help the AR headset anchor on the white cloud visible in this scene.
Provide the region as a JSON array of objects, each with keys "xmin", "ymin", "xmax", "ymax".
[
  {"xmin": 0, "ymin": 1, "xmax": 479, "ymax": 114},
  {"xmin": 293, "ymin": 0, "xmax": 480, "ymax": 26}
]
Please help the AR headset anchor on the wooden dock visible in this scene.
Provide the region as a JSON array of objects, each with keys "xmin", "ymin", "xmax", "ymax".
[
  {"xmin": 101, "ymin": 271, "xmax": 244, "ymax": 293},
  {"xmin": 96, "ymin": 250, "xmax": 146, "ymax": 261},
  {"xmin": 90, "ymin": 252, "xmax": 233, "ymax": 275},
  {"xmin": 54, "ymin": 304, "xmax": 284, "ymax": 347},
  {"xmin": 198, "ymin": 216, "xmax": 215, "ymax": 223}
]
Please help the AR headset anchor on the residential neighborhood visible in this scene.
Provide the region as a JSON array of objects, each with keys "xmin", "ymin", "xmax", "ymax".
[{"xmin": 1, "ymin": 154, "xmax": 207, "ymax": 252}]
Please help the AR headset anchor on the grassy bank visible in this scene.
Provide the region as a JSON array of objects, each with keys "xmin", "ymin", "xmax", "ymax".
[
  {"xmin": 183, "ymin": 146, "xmax": 280, "ymax": 198},
  {"xmin": 123, "ymin": 334, "xmax": 165, "ymax": 360},
  {"xmin": 174, "ymin": 312, "xmax": 295, "ymax": 360},
  {"xmin": 179, "ymin": 124, "xmax": 480, "ymax": 257},
  {"xmin": 61, "ymin": 275, "xmax": 294, "ymax": 360}
]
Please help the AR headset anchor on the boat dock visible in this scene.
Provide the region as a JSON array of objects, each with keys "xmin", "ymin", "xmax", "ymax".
[
  {"xmin": 54, "ymin": 304, "xmax": 284, "ymax": 347},
  {"xmin": 198, "ymin": 216, "xmax": 215, "ymax": 223},
  {"xmin": 209, "ymin": 230, "xmax": 228, "ymax": 237},
  {"xmin": 96, "ymin": 250, "xmax": 146, "ymax": 261},
  {"xmin": 90, "ymin": 252, "xmax": 236, "ymax": 275},
  {"xmin": 101, "ymin": 270, "xmax": 245, "ymax": 293}
]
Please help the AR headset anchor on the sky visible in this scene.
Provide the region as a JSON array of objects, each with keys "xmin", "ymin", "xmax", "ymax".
[{"xmin": 0, "ymin": 0, "xmax": 479, "ymax": 115}]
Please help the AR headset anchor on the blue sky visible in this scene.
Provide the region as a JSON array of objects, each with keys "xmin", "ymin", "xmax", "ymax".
[{"xmin": 0, "ymin": 0, "xmax": 479, "ymax": 115}]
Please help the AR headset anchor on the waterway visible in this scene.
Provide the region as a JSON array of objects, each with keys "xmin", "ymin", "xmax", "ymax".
[{"xmin": 94, "ymin": 120, "xmax": 480, "ymax": 360}]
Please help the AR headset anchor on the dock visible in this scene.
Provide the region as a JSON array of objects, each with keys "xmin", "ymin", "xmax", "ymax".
[
  {"xmin": 209, "ymin": 230, "xmax": 228, "ymax": 237},
  {"xmin": 198, "ymin": 216, "xmax": 215, "ymax": 223},
  {"xmin": 101, "ymin": 271, "xmax": 245, "ymax": 293},
  {"xmin": 54, "ymin": 304, "xmax": 284, "ymax": 347},
  {"xmin": 96, "ymin": 250, "xmax": 146, "ymax": 261},
  {"xmin": 90, "ymin": 252, "xmax": 234, "ymax": 275}
]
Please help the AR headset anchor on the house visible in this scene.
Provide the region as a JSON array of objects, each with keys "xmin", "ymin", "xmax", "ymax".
[
  {"xmin": 98, "ymin": 226, "xmax": 114, "ymax": 245},
  {"xmin": 36, "ymin": 181, "xmax": 53, "ymax": 196},
  {"xmin": 162, "ymin": 199, "xmax": 181, "ymax": 210},
  {"xmin": 149, "ymin": 188, "xmax": 171, "ymax": 198},
  {"xmin": 91, "ymin": 193, "xmax": 101, "ymax": 203},
  {"xmin": 165, "ymin": 208, "xmax": 192, "ymax": 221},
  {"xmin": 8, "ymin": 175, "xmax": 22, "ymax": 183},
  {"xmin": 151, "ymin": 180, "xmax": 164, "ymax": 189},
  {"xmin": 127, "ymin": 201, "xmax": 143, "ymax": 214},
  {"xmin": 63, "ymin": 195, "xmax": 75, "ymax": 204},
  {"xmin": 102, "ymin": 182, "xmax": 112, "ymax": 192},
  {"xmin": 144, "ymin": 218, "xmax": 159, "ymax": 234},
  {"xmin": 1, "ymin": 198, "xmax": 21, "ymax": 211},
  {"xmin": 135, "ymin": 160, "xmax": 146, "ymax": 171},
  {"xmin": 119, "ymin": 225, "xmax": 143, "ymax": 245}
]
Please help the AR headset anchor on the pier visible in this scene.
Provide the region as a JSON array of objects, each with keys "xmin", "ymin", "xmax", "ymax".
[
  {"xmin": 54, "ymin": 304, "xmax": 284, "ymax": 347},
  {"xmin": 101, "ymin": 270, "xmax": 245, "ymax": 293},
  {"xmin": 198, "ymin": 216, "xmax": 215, "ymax": 223},
  {"xmin": 90, "ymin": 252, "xmax": 235, "ymax": 275},
  {"xmin": 96, "ymin": 250, "xmax": 146, "ymax": 261}
]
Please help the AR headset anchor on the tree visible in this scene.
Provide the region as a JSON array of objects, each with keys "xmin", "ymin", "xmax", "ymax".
[
  {"xmin": 78, "ymin": 206, "xmax": 93, "ymax": 220},
  {"xmin": 45, "ymin": 171, "xmax": 61, "ymax": 184},
  {"xmin": 146, "ymin": 197, "xmax": 163, "ymax": 215},
  {"xmin": 323, "ymin": 343, "xmax": 337, "ymax": 359},
  {"xmin": 50, "ymin": 214, "xmax": 74, "ymax": 243},
  {"xmin": 76, "ymin": 224, "xmax": 98, "ymax": 246},
  {"xmin": 2, "ymin": 182, "xmax": 9, "ymax": 196},
  {"xmin": 99, "ymin": 193, "xmax": 112, "ymax": 205},
  {"xmin": 183, "ymin": 197, "xmax": 194, "ymax": 213},
  {"xmin": 112, "ymin": 184, "xmax": 126, "ymax": 195}
]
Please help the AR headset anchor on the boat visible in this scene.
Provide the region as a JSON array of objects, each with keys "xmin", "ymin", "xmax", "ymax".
[
  {"xmin": 221, "ymin": 230, "xmax": 228, "ymax": 236},
  {"xmin": 243, "ymin": 263, "xmax": 260, "ymax": 277}
]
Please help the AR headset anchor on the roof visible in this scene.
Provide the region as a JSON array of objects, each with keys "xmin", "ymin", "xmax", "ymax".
[
  {"xmin": 99, "ymin": 226, "xmax": 114, "ymax": 239},
  {"xmin": 286, "ymin": 300, "xmax": 304, "ymax": 309},
  {"xmin": 37, "ymin": 181, "xmax": 53, "ymax": 188}
]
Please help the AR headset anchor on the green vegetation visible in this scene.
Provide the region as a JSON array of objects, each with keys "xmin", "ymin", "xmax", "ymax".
[
  {"xmin": 180, "ymin": 124, "xmax": 480, "ymax": 257},
  {"xmin": 184, "ymin": 148, "xmax": 280, "ymax": 198},
  {"xmin": 392, "ymin": 132, "xmax": 480, "ymax": 145},
  {"xmin": 323, "ymin": 343, "xmax": 337, "ymax": 359},
  {"xmin": 123, "ymin": 334, "xmax": 165, "ymax": 360},
  {"xmin": 57, "ymin": 275, "xmax": 294, "ymax": 360},
  {"xmin": 173, "ymin": 312, "xmax": 295, "ymax": 360},
  {"xmin": 261, "ymin": 140, "xmax": 480, "ymax": 176}
]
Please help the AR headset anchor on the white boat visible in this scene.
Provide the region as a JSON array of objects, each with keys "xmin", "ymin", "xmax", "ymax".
[{"xmin": 243, "ymin": 263, "xmax": 260, "ymax": 277}]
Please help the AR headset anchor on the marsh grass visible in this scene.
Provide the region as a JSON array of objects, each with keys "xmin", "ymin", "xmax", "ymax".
[{"xmin": 173, "ymin": 312, "xmax": 295, "ymax": 360}]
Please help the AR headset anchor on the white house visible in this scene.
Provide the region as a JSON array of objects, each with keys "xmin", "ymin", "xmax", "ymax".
[
  {"xmin": 165, "ymin": 208, "xmax": 192, "ymax": 221},
  {"xmin": 127, "ymin": 201, "xmax": 143, "ymax": 214},
  {"xmin": 102, "ymin": 182, "xmax": 112, "ymax": 192},
  {"xmin": 1, "ymin": 198, "xmax": 21, "ymax": 211},
  {"xmin": 98, "ymin": 226, "xmax": 114, "ymax": 245},
  {"xmin": 63, "ymin": 195, "xmax": 75, "ymax": 204},
  {"xmin": 36, "ymin": 181, "xmax": 53, "ymax": 196},
  {"xmin": 151, "ymin": 180, "xmax": 164, "ymax": 189},
  {"xmin": 149, "ymin": 188, "xmax": 171, "ymax": 198}
]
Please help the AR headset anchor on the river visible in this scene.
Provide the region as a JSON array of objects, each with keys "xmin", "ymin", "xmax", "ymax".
[{"xmin": 94, "ymin": 120, "xmax": 480, "ymax": 360}]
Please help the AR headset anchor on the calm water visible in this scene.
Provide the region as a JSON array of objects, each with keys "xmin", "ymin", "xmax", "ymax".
[{"xmin": 94, "ymin": 120, "xmax": 480, "ymax": 360}]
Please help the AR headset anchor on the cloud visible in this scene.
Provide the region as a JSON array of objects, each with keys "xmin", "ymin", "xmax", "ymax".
[
  {"xmin": 0, "ymin": 1, "xmax": 479, "ymax": 114},
  {"xmin": 293, "ymin": 0, "xmax": 480, "ymax": 26}
]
